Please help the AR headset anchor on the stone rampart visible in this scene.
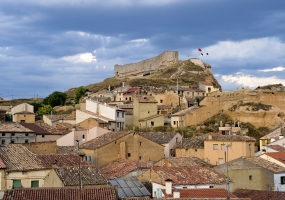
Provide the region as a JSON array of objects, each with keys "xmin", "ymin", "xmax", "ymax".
[{"xmin": 114, "ymin": 51, "xmax": 178, "ymax": 77}]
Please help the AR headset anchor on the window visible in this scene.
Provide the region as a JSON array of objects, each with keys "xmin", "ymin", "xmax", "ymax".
[
  {"xmin": 117, "ymin": 112, "xmax": 119, "ymax": 117},
  {"xmin": 25, "ymin": 139, "xmax": 29, "ymax": 143},
  {"xmin": 131, "ymin": 171, "xmax": 137, "ymax": 176},
  {"xmin": 176, "ymin": 137, "xmax": 178, "ymax": 143},
  {"xmin": 12, "ymin": 180, "xmax": 22, "ymax": 189},
  {"xmin": 122, "ymin": 112, "xmax": 125, "ymax": 118},
  {"xmin": 173, "ymin": 121, "xmax": 176, "ymax": 125},
  {"xmin": 139, "ymin": 156, "xmax": 142, "ymax": 160},
  {"xmin": 151, "ymin": 121, "xmax": 154, "ymax": 126},
  {"xmin": 213, "ymin": 144, "xmax": 218, "ymax": 150},
  {"xmin": 11, "ymin": 140, "xmax": 15, "ymax": 144},
  {"xmin": 139, "ymin": 142, "xmax": 142, "ymax": 146},
  {"xmin": 281, "ymin": 176, "xmax": 285, "ymax": 185},
  {"xmin": 218, "ymin": 158, "xmax": 224, "ymax": 164},
  {"xmin": 117, "ymin": 123, "xmax": 119, "ymax": 128},
  {"xmin": 22, "ymin": 171, "xmax": 27, "ymax": 175},
  {"xmin": 128, "ymin": 153, "xmax": 131, "ymax": 157},
  {"xmin": 209, "ymin": 185, "xmax": 214, "ymax": 188},
  {"xmin": 221, "ymin": 144, "xmax": 226, "ymax": 150},
  {"xmin": 42, "ymin": 135, "xmax": 45, "ymax": 138},
  {"xmin": 2, "ymin": 133, "xmax": 5, "ymax": 136},
  {"xmin": 160, "ymin": 100, "xmax": 163, "ymax": 103},
  {"xmin": 11, "ymin": 133, "xmax": 15, "ymax": 136},
  {"xmin": 125, "ymin": 97, "xmax": 127, "ymax": 100},
  {"xmin": 195, "ymin": 149, "xmax": 198, "ymax": 152},
  {"xmin": 84, "ymin": 156, "xmax": 92, "ymax": 163},
  {"xmin": 31, "ymin": 180, "xmax": 39, "ymax": 187},
  {"xmin": 25, "ymin": 133, "xmax": 29, "ymax": 136},
  {"xmin": 1, "ymin": 140, "xmax": 5, "ymax": 144},
  {"xmin": 82, "ymin": 134, "xmax": 85, "ymax": 139},
  {"xmin": 249, "ymin": 175, "xmax": 252, "ymax": 181}
]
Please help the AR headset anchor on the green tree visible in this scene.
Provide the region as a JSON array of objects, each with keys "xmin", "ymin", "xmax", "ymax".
[
  {"xmin": 74, "ymin": 86, "xmax": 86, "ymax": 103},
  {"xmin": 29, "ymin": 101, "xmax": 43, "ymax": 113},
  {"xmin": 44, "ymin": 91, "xmax": 67, "ymax": 107},
  {"xmin": 38, "ymin": 105, "xmax": 53, "ymax": 115}
]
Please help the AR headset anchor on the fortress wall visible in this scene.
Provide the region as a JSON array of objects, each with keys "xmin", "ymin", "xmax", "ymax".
[{"xmin": 114, "ymin": 51, "xmax": 178, "ymax": 76}]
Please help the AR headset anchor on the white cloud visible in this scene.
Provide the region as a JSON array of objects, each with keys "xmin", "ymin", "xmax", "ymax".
[
  {"xmin": 259, "ymin": 66, "xmax": 285, "ymax": 72},
  {"xmin": 221, "ymin": 72, "xmax": 285, "ymax": 88},
  {"xmin": 62, "ymin": 52, "xmax": 97, "ymax": 63}
]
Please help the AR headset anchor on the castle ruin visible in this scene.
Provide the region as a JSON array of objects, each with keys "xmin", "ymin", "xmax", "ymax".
[{"xmin": 114, "ymin": 51, "xmax": 178, "ymax": 77}]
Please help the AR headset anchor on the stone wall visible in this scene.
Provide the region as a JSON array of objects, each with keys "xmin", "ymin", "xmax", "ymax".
[{"xmin": 114, "ymin": 51, "xmax": 178, "ymax": 77}]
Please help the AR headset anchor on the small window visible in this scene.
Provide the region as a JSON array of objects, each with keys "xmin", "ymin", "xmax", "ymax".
[
  {"xmin": 82, "ymin": 134, "xmax": 85, "ymax": 139},
  {"xmin": 209, "ymin": 185, "xmax": 214, "ymax": 188},
  {"xmin": 31, "ymin": 180, "xmax": 39, "ymax": 187},
  {"xmin": 11, "ymin": 133, "xmax": 15, "ymax": 136},
  {"xmin": 12, "ymin": 180, "xmax": 22, "ymax": 189},
  {"xmin": 249, "ymin": 175, "xmax": 252, "ymax": 181},
  {"xmin": 218, "ymin": 158, "xmax": 224, "ymax": 164},
  {"xmin": 25, "ymin": 133, "xmax": 29, "ymax": 136},
  {"xmin": 148, "ymin": 111, "xmax": 150, "ymax": 113},
  {"xmin": 2, "ymin": 133, "xmax": 5, "ymax": 136},
  {"xmin": 25, "ymin": 139, "xmax": 29, "ymax": 143},
  {"xmin": 22, "ymin": 171, "xmax": 27, "ymax": 175},
  {"xmin": 122, "ymin": 112, "xmax": 125, "ymax": 118},
  {"xmin": 139, "ymin": 156, "xmax": 142, "ymax": 160},
  {"xmin": 1, "ymin": 140, "xmax": 5, "ymax": 144},
  {"xmin": 139, "ymin": 142, "xmax": 142, "ymax": 146},
  {"xmin": 117, "ymin": 112, "xmax": 119, "ymax": 117},
  {"xmin": 213, "ymin": 144, "xmax": 218, "ymax": 150},
  {"xmin": 176, "ymin": 137, "xmax": 178, "ymax": 143},
  {"xmin": 125, "ymin": 97, "xmax": 127, "ymax": 100},
  {"xmin": 151, "ymin": 121, "xmax": 154, "ymax": 126},
  {"xmin": 42, "ymin": 135, "xmax": 45, "ymax": 138},
  {"xmin": 221, "ymin": 144, "xmax": 226, "ymax": 150},
  {"xmin": 281, "ymin": 176, "xmax": 285, "ymax": 185},
  {"xmin": 160, "ymin": 100, "xmax": 163, "ymax": 103},
  {"xmin": 11, "ymin": 140, "xmax": 15, "ymax": 144},
  {"xmin": 131, "ymin": 171, "xmax": 137, "ymax": 176},
  {"xmin": 128, "ymin": 153, "xmax": 131, "ymax": 157},
  {"xmin": 173, "ymin": 121, "xmax": 176, "ymax": 125},
  {"xmin": 195, "ymin": 149, "xmax": 197, "ymax": 152}
]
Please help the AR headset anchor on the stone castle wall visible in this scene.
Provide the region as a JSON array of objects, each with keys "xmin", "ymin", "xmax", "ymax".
[{"xmin": 114, "ymin": 51, "xmax": 178, "ymax": 77}]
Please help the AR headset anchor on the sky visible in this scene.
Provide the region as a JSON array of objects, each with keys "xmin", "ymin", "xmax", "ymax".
[{"xmin": 1, "ymin": 0, "xmax": 285, "ymax": 99}]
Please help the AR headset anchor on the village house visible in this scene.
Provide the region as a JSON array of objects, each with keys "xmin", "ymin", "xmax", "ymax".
[
  {"xmin": 43, "ymin": 166, "xmax": 107, "ymax": 188},
  {"xmin": 133, "ymin": 95, "xmax": 164, "ymax": 128},
  {"xmin": 0, "ymin": 122, "xmax": 35, "ymax": 144},
  {"xmin": 137, "ymin": 166, "xmax": 228, "ymax": 198},
  {"xmin": 259, "ymin": 125, "xmax": 285, "ymax": 152},
  {"xmin": 214, "ymin": 156, "xmax": 285, "ymax": 192},
  {"xmin": 138, "ymin": 132, "xmax": 182, "ymax": 157},
  {"xmin": 155, "ymin": 156, "xmax": 213, "ymax": 168},
  {"xmin": 204, "ymin": 134, "xmax": 256, "ymax": 165},
  {"xmin": 199, "ymin": 80, "xmax": 220, "ymax": 95},
  {"xmin": 76, "ymin": 99, "xmax": 126, "ymax": 131},
  {"xmin": 100, "ymin": 158, "xmax": 151, "ymax": 179},
  {"xmin": 170, "ymin": 105, "xmax": 199, "ymax": 128},
  {"xmin": 175, "ymin": 136, "xmax": 205, "ymax": 158},
  {"xmin": 11, "ymin": 103, "xmax": 35, "ymax": 123},
  {"xmin": 2, "ymin": 186, "xmax": 117, "ymax": 200},
  {"xmin": 43, "ymin": 114, "xmax": 76, "ymax": 127},
  {"xmin": 117, "ymin": 104, "xmax": 134, "ymax": 126},
  {"xmin": 80, "ymin": 131, "xmax": 164, "ymax": 167}
]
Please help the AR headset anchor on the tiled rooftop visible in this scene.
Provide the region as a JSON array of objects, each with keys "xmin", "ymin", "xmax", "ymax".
[
  {"xmin": 138, "ymin": 132, "xmax": 178, "ymax": 144},
  {"xmin": 267, "ymin": 145, "xmax": 285, "ymax": 152},
  {"xmin": 80, "ymin": 131, "xmax": 130, "ymax": 149},
  {"xmin": 0, "ymin": 144, "xmax": 45, "ymax": 171},
  {"xmin": 0, "ymin": 157, "xmax": 6, "ymax": 168},
  {"xmin": 260, "ymin": 152, "xmax": 285, "ymax": 164},
  {"xmin": 260, "ymin": 126, "xmax": 285, "ymax": 139},
  {"xmin": 100, "ymin": 159, "xmax": 150, "ymax": 179},
  {"xmin": 36, "ymin": 154, "xmax": 90, "ymax": 168},
  {"xmin": 244, "ymin": 156, "xmax": 285, "ymax": 173},
  {"xmin": 45, "ymin": 114, "xmax": 76, "ymax": 121},
  {"xmin": 162, "ymin": 188, "xmax": 237, "ymax": 199},
  {"xmin": 153, "ymin": 166, "xmax": 226, "ymax": 185},
  {"xmin": 36, "ymin": 121, "xmax": 67, "ymax": 135},
  {"xmin": 157, "ymin": 157, "xmax": 213, "ymax": 168},
  {"xmin": 233, "ymin": 189, "xmax": 285, "ymax": 200},
  {"xmin": 135, "ymin": 95, "xmax": 157, "ymax": 103},
  {"xmin": 2, "ymin": 187, "xmax": 117, "ymax": 200},
  {"xmin": 176, "ymin": 136, "xmax": 205, "ymax": 149},
  {"xmin": 56, "ymin": 146, "xmax": 85, "ymax": 155},
  {"xmin": 55, "ymin": 166, "xmax": 107, "ymax": 186},
  {"xmin": 171, "ymin": 105, "xmax": 200, "ymax": 116},
  {"xmin": 206, "ymin": 135, "xmax": 256, "ymax": 142},
  {"xmin": 20, "ymin": 122, "xmax": 51, "ymax": 135},
  {"xmin": 138, "ymin": 114, "xmax": 164, "ymax": 121},
  {"xmin": 0, "ymin": 122, "xmax": 34, "ymax": 133}
]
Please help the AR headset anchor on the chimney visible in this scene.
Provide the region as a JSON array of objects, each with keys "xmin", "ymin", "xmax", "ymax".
[
  {"xmin": 122, "ymin": 82, "xmax": 125, "ymax": 88},
  {"xmin": 220, "ymin": 120, "xmax": 223, "ymax": 127},
  {"xmin": 173, "ymin": 188, "xmax": 180, "ymax": 198},
  {"xmin": 165, "ymin": 179, "xmax": 172, "ymax": 195},
  {"xmin": 108, "ymin": 85, "xmax": 111, "ymax": 91},
  {"xmin": 208, "ymin": 134, "xmax": 212, "ymax": 140}
]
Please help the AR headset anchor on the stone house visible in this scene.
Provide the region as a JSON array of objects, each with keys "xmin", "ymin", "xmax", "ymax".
[
  {"xmin": 138, "ymin": 132, "xmax": 182, "ymax": 157},
  {"xmin": 2, "ymin": 186, "xmax": 117, "ymax": 200},
  {"xmin": 11, "ymin": 103, "xmax": 35, "ymax": 123},
  {"xmin": 80, "ymin": 131, "xmax": 164, "ymax": 167},
  {"xmin": 133, "ymin": 95, "xmax": 164, "ymax": 128},
  {"xmin": 0, "ymin": 122, "xmax": 35, "ymax": 144},
  {"xmin": 43, "ymin": 166, "xmax": 107, "ymax": 188},
  {"xmin": 199, "ymin": 81, "xmax": 220, "ymax": 95},
  {"xmin": 137, "ymin": 166, "xmax": 227, "ymax": 198},
  {"xmin": 175, "ymin": 136, "xmax": 205, "ymax": 159},
  {"xmin": 214, "ymin": 156, "xmax": 285, "ymax": 192}
]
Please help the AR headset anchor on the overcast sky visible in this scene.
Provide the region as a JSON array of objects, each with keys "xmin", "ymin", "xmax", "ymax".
[{"xmin": 1, "ymin": 0, "xmax": 285, "ymax": 99}]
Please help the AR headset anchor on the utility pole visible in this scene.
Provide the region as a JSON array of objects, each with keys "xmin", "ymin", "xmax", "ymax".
[
  {"xmin": 76, "ymin": 140, "xmax": 83, "ymax": 189},
  {"xmin": 223, "ymin": 142, "xmax": 232, "ymax": 200}
]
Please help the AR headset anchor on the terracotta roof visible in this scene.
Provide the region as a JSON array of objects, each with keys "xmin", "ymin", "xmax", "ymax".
[
  {"xmin": 159, "ymin": 157, "xmax": 213, "ymax": 168},
  {"xmin": 244, "ymin": 156, "xmax": 285, "ymax": 173},
  {"xmin": 268, "ymin": 145, "xmax": 285, "ymax": 152},
  {"xmin": 56, "ymin": 146, "xmax": 85, "ymax": 155},
  {"xmin": 100, "ymin": 159, "xmax": 150, "ymax": 179},
  {"xmin": 162, "ymin": 188, "xmax": 237, "ymax": 199},
  {"xmin": 200, "ymin": 80, "xmax": 213, "ymax": 86},
  {"xmin": 0, "ymin": 157, "xmax": 6, "ymax": 168},
  {"xmin": 0, "ymin": 144, "xmax": 45, "ymax": 171},
  {"xmin": 45, "ymin": 114, "xmax": 76, "ymax": 122},
  {"xmin": 176, "ymin": 137, "xmax": 205, "ymax": 149},
  {"xmin": 2, "ymin": 187, "xmax": 117, "ymax": 200},
  {"xmin": 20, "ymin": 122, "xmax": 51, "ymax": 135},
  {"xmin": 139, "ymin": 132, "xmax": 178, "ymax": 144},
  {"xmin": 36, "ymin": 121, "xmax": 66, "ymax": 135},
  {"xmin": 138, "ymin": 114, "xmax": 163, "ymax": 121},
  {"xmin": 135, "ymin": 95, "xmax": 157, "ymax": 103},
  {"xmin": 233, "ymin": 189, "xmax": 285, "ymax": 200},
  {"xmin": 0, "ymin": 122, "xmax": 35, "ymax": 133},
  {"xmin": 206, "ymin": 135, "xmax": 256, "ymax": 142},
  {"xmin": 260, "ymin": 126, "xmax": 284, "ymax": 139},
  {"xmin": 171, "ymin": 105, "xmax": 200, "ymax": 116},
  {"xmin": 152, "ymin": 166, "xmax": 226, "ymax": 185},
  {"xmin": 260, "ymin": 152, "xmax": 285, "ymax": 164},
  {"xmin": 80, "ymin": 131, "xmax": 130, "ymax": 149},
  {"xmin": 54, "ymin": 166, "xmax": 107, "ymax": 186},
  {"xmin": 36, "ymin": 154, "xmax": 90, "ymax": 168}
]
